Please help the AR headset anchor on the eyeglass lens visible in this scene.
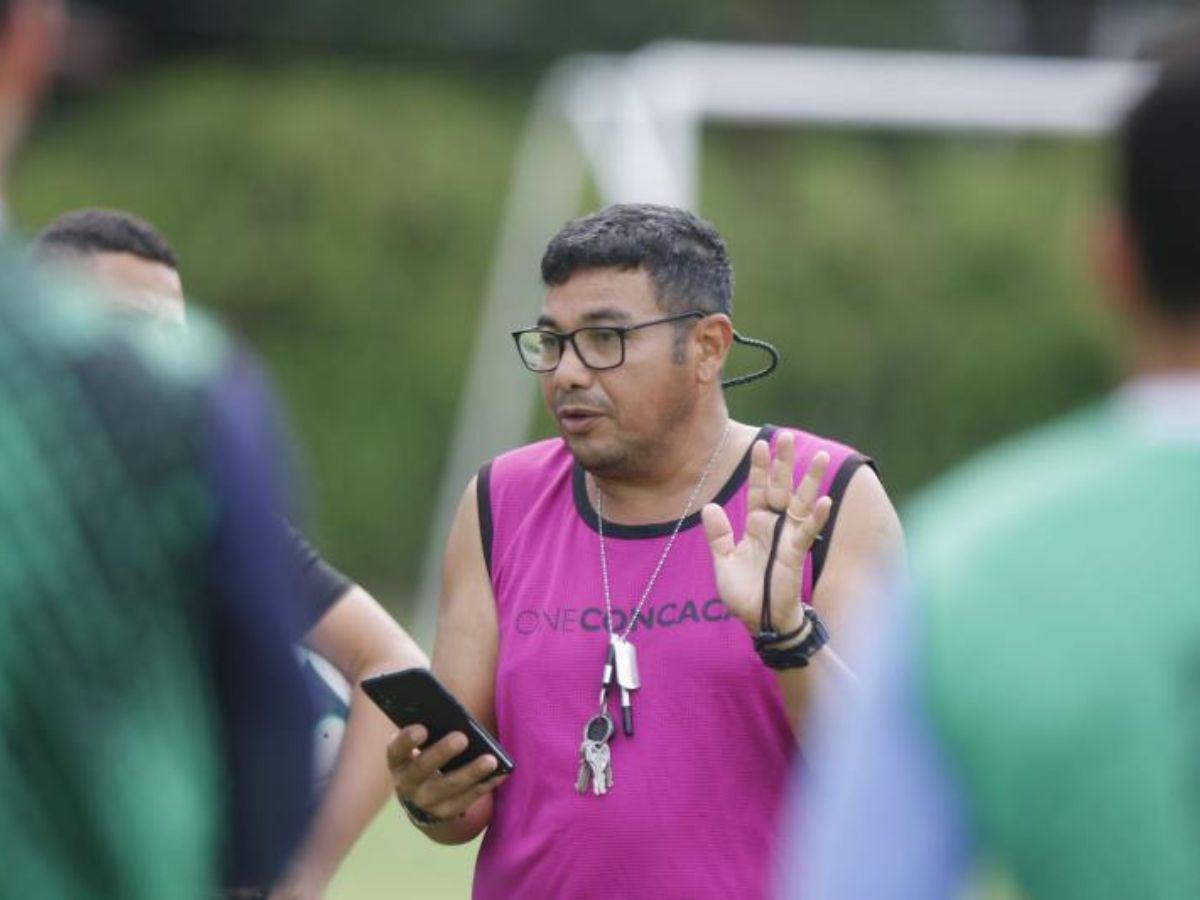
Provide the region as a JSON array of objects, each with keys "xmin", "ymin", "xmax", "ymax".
[{"xmin": 518, "ymin": 328, "xmax": 624, "ymax": 371}]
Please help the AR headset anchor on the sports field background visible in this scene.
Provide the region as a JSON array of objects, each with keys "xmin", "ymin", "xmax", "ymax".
[
  {"xmin": 12, "ymin": 52, "xmax": 1113, "ymax": 900},
  {"xmin": 13, "ymin": 60, "xmax": 1112, "ymax": 608},
  {"xmin": 329, "ymin": 811, "xmax": 475, "ymax": 897}
]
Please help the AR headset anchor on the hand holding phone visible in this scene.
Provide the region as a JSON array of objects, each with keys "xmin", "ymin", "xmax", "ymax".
[{"xmin": 367, "ymin": 668, "xmax": 513, "ymax": 828}]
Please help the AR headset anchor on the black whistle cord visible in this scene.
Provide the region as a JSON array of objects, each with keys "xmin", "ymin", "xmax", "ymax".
[{"xmin": 722, "ymin": 331, "xmax": 780, "ymax": 389}]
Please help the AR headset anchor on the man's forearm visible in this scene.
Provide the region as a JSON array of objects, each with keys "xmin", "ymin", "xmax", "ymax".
[
  {"xmin": 763, "ymin": 609, "xmax": 858, "ymax": 737},
  {"xmin": 775, "ymin": 643, "xmax": 858, "ymax": 737},
  {"xmin": 284, "ymin": 586, "xmax": 430, "ymax": 892},
  {"xmin": 282, "ymin": 685, "xmax": 399, "ymax": 889}
]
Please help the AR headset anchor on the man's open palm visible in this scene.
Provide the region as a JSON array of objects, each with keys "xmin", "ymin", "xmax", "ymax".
[{"xmin": 701, "ymin": 432, "xmax": 831, "ymax": 633}]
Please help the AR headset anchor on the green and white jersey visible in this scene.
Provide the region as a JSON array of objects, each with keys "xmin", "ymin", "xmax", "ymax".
[
  {"xmin": 794, "ymin": 380, "xmax": 1200, "ymax": 900},
  {"xmin": 0, "ymin": 245, "xmax": 314, "ymax": 897}
]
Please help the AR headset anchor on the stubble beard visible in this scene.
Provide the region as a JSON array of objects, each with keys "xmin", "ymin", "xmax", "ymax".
[{"xmin": 567, "ymin": 389, "xmax": 697, "ymax": 482}]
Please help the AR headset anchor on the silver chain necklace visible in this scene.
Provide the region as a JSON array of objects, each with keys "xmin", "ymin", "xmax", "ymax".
[
  {"xmin": 574, "ymin": 422, "xmax": 732, "ymax": 797},
  {"xmin": 595, "ymin": 420, "xmax": 732, "ymax": 641}
]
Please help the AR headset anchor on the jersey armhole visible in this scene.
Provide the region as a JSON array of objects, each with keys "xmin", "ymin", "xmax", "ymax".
[
  {"xmin": 477, "ymin": 461, "xmax": 495, "ymax": 580},
  {"xmin": 811, "ymin": 453, "xmax": 877, "ymax": 588}
]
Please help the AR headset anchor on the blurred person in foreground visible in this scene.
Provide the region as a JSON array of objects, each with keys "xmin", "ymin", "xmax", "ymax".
[
  {"xmin": 788, "ymin": 39, "xmax": 1200, "ymax": 900},
  {"xmin": 0, "ymin": 2, "xmax": 316, "ymax": 896},
  {"xmin": 32, "ymin": 207, "xmax": 430, "ymax": 900},
  {"xmin": 387, "ymin": 203, "xmax": 904, "ymax": 900}
]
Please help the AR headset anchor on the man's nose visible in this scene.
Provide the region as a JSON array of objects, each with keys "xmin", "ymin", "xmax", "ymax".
[{"xmin": 552, "ymin": 338, "xmax": 593, "ymax": 391}]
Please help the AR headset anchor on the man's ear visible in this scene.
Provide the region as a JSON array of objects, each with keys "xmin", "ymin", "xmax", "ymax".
[
  {"xmin": 1092, "ymin": 208, "xmax": 1146, "ymax": 321},
  {"xmin": 693, "ymin": 314, "xmax": 733, "ymax": 385}
]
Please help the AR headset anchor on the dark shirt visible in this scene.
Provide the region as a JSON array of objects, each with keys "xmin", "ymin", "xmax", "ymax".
[
  {"xmin": 0, "ymin": 250, "xmax": 315, "ymax": 897},
  {"xmin": 203, "ymin": 351, "xmax": 318, "ymax": 890},
  {"xmin": 284, "ymin": 523, "xmax": 353, "ymax": 633}
]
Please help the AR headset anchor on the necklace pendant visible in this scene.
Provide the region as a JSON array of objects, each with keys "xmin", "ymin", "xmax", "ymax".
[
  {"xmin": 612, "ymin": 635, "xmax": 640, "ymax": 736},
  {"xmin": 612, "ymin": 635, "xmax": 640, "ymax": 689},
  {"xmin": 591, "ymin": 422, "xmax": 730, "ymax": 742}
]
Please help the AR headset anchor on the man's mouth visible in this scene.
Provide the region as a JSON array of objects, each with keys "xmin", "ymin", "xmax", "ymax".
[{"xmin": 556, "ymin": 406, "xmax": 604, "ymax": 435}]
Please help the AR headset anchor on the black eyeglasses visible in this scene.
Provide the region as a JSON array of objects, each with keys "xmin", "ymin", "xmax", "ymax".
[{"xmin": 511, "ymin": 311, "xmax": 705, "ymax": 373}]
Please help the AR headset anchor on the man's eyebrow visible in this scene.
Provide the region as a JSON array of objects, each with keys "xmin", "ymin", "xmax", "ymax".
[
  {"xmin": 535, "ymin": 307, "xmax": 633, "ymax": 329},
  {"xmin": 578, "ymin": 307, "xmax": 632, "ymax": 325}
]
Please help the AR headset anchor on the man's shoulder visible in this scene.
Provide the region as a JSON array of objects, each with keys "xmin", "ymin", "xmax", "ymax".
[
  {"xmin": 772, "ymin": 424, "xmax": 874, "ymax": 501},
  {"xmin": 905, "ymin": 401, "xmax": 1131, "ymax": 588},
  {"xmin": 773, "ymin": 424, "xmax": 858, "ymax": 457},
  {"xmin": 1, "ymin": 249, "xmax": 233, "ymax": 395}
]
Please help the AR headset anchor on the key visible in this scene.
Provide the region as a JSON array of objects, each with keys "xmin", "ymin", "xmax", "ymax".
[
  {"xmin": 576, "ymin": 713, "xmax": 614, "ymax": 796},
  {"xmin": 575, "ymin": 748, "xmax": 593, "ymax": 794},
  {"xmin": 585, "ymin": 741, "xmax": 611, "ymax": 796}
]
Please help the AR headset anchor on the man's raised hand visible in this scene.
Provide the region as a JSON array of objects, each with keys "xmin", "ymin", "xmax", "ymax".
[{"xmin": 700, "ymin": 432, "xmax": 831, "ymax": 635}]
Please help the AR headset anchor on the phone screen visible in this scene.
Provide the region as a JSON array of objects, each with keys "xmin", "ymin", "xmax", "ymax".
[{"xmin": 362, "ymin": 668, "xmax": 515, "ymax": 775}]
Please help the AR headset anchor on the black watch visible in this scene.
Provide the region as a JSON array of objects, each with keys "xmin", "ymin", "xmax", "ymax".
[{"xmin": 755, "ymin": 606, "xmax": 830, "ymax": 670}]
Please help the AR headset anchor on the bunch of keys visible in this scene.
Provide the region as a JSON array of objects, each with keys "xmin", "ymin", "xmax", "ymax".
[
  {"xmin": 575, "ymin": 711, "xmax": 614, "ymax": 796},
  {"xmin": 603, "ymin": 634, "xmax": 640, "ymax": 736}
]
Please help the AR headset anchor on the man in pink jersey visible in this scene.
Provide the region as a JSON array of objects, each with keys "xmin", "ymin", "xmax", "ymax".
[{"xmin": 387, "ymin": 203, "xmax": 904, "ymax": 899}]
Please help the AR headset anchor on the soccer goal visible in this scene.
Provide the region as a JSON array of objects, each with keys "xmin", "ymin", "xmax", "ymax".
[{"xmin": 414, "ymin": 41, "xmax": 1152, "ymax": 635}]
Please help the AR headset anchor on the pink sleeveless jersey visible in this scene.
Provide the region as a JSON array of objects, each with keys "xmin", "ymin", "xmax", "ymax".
[{"xmin": 473, "ymin": 425, "xmax": 868, "ymax": 900}]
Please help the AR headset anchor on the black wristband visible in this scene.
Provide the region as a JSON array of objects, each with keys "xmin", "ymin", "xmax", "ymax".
[{"xmin": 753, "ymin": 617, "xmax": 808, "ymax": 653}]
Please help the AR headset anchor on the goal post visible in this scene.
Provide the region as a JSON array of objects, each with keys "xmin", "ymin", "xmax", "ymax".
[{"xmin": 412, "ymin": 41, "xmax": 1153, "ymax": 638}]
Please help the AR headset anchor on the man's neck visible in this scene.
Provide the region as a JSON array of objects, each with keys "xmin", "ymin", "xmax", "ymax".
[
  {"xmin": 589, "ymin": 406, "xmax": 759, "ymax": 526},
  {"xmin": 1127, "ymin": 311, "xmax": 1200, "ymax": 378}
]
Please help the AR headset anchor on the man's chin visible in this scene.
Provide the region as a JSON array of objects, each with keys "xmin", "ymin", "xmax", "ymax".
[{"xmin": 561, "ymin": 432, "xmax": 624, "ymax": 476}]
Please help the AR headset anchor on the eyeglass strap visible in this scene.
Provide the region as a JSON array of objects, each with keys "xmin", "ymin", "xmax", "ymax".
[{"xmin": 722, "ymin": 331, "xmax": 780, "ymax": 389}]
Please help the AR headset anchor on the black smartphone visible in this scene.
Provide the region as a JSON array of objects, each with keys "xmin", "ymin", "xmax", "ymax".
[{"xmin": 361, "ymin": 668, "xmax": 515, "ymax": 776}]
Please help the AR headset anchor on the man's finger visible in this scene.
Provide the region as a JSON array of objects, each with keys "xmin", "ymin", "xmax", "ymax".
[
  {"xmin": 386, "ymin": 725, "xmax": 427, "ymax": 772},
  {"xmin": 429, "ymin": 773, "xmax": 510, "ymax": 821},
  {"xmin": 408, "ymin": 731, "xmax": 470, "ymax": 784},
  {"xmin": 767, "ymin": 431, "xmax": 795, "ymax": 513},
  {"xmin": 789, "ymin": 451, "xmax": 830, "ymax": 521},
  {"xmin": 787, "ymin": 496, "xmax": 832, "ymax": 558},
  {"xmin": 422, "ymin": 753, "xmax": 499, "ymax": 806},
  {"xmin": 422, "ymin": 756, "xmax": 502, "ymax": 813},
  {"xmin": 746, "ymin": 440, "xmax": 771, "ymax": 512},
  {"xmin": 701, "ymin": 503, "xmax": 735, "ymax": 559}
]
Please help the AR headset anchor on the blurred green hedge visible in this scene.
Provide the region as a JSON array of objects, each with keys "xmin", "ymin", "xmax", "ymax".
[
  {"xmin": 11, "ymin": 60, "xmax": 1116, "ymax": 608},
  {"xmin": 98, "ymin": 0, "xmax": 956, "ymax": 56}
]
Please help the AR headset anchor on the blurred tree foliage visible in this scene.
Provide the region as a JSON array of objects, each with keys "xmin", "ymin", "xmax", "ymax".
[
  {"xmin": 92, "ymin": 0, "xmax": 956, "ymax": 55},
  {"xmin": 12, "ymin": 61, "xmax": 1115, "ymax": 607}
]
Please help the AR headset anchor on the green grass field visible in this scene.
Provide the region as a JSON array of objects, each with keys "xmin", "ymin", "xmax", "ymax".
[
  {"xmin": 324, "ymin": 806, "xmax": 1027, "ymax": 899},
  {"xmin": 329, "ymin": 808, "xmax": 477, "ymax": 898}
]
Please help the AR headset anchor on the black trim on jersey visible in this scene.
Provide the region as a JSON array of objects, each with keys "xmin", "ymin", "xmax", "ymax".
[
  {"xmin": 571, "ymin": 425, "xmax": 775, "ymax": 540},
  {"xmin": 477, "ymin": 461, "xmax": 495, "ymax": 579},
  {"xmin": 810, "ymin": 453, "xmax": 877, "ymax": 589}
]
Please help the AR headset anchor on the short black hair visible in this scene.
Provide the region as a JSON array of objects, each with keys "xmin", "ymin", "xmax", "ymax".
[
  {"xmin": 1119, "ymin": 41, "xmax": 1200, "ymax": 316},
  {"xmin": 541, "ymin": 203, "xmax": 733, "ymax": 317},
  {"xmin": 33, "ymin": 208, "xmax": 179, "ymax": 270}
]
